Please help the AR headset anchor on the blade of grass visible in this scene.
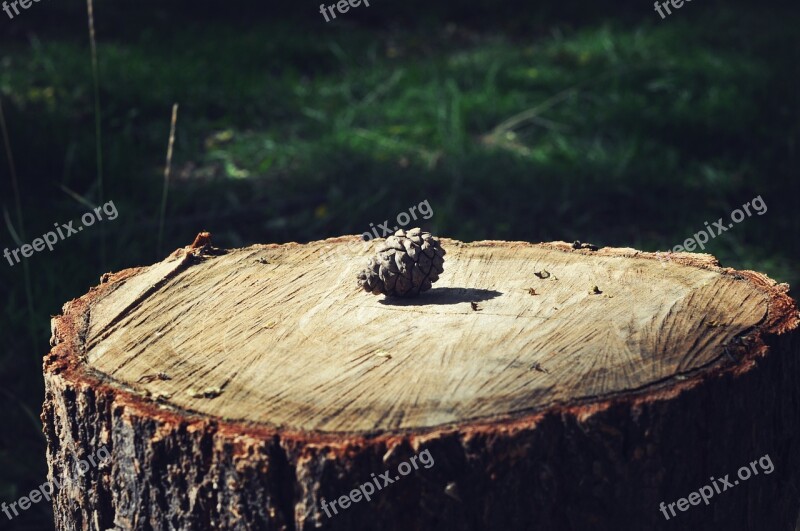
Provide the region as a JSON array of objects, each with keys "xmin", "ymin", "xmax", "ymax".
[
  {"xmin": 0, "ymin": 100, "xmax": 25, "ymax": 250},
  {"xmin": 157, "ymin": 103, "xmax": 179, "ymax": 257},
  {"xmin": 86, "ymin": 0, "xmax": 105, "ymax": 268},
  {"xmin": 2, "ymin": 207, "xmax": 22, "ymax": 246},
  {"xmin": 58, "ymin": 184, "xmax": 97, "ymax": 210},
  {"xmin": 0, "ymin": 98, "xmax": 38, "ymax": 354},
  {"xmin": 0, "ymin": 388, "xmax": 45, "ymax": 442}
]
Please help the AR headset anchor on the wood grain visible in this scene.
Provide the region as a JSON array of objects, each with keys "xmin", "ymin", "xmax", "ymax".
[{"xmin": 82, "ymin": 237, "xmax": 767, "ymax": 433}]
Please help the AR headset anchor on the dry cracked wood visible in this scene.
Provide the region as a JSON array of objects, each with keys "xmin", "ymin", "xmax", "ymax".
[
  {"xmin": 82, "ymin": 236, "xmax": 769, "ymax": 431},
  {"xmin": 43, "ymin": 233, "xmax": 800, "ymax": 531}
]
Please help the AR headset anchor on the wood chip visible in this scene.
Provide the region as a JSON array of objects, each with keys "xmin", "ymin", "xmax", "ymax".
[
  {"xmin": 187, "ymin": 387, "xmax": 223, "ymax": 399},
  {"xmin": 137, "ymin": 372, "xmax": 172, "ymax": 384}
]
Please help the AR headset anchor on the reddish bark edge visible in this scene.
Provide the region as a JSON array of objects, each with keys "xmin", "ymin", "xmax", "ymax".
[{"xmin": 41, "ymin": 237, "xmax": 800, "ymax": 530}]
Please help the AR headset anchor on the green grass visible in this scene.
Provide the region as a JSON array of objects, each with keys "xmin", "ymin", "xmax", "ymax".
[{"xmin": 0, "ymin": 2, "xmax": 798, "ymax": 527}]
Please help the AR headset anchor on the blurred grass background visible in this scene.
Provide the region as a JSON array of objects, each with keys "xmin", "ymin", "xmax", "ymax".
[{"xmin": 0, "ymin": 0, "xmax": 798, "ymax": 527}]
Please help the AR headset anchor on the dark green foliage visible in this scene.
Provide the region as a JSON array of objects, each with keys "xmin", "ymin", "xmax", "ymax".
[{"xmin": 0, "ymin": 1, "xmax": 798, "ymax": 528}]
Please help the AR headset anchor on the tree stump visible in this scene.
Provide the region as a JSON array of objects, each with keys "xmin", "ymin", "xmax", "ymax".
[{"xmin": 42, "ymin": 233, "xmax": 800, "ymax": 531}]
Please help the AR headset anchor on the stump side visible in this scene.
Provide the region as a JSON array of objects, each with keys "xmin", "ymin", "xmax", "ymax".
[{"xmin": 42, "ymin": 237, "xmax": 800, "ymax": 531}]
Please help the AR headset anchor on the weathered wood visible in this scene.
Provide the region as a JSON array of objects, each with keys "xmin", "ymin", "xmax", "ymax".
[{"xmin": 42, "ymin": 234, "xmax": 800, "ymax": 530}]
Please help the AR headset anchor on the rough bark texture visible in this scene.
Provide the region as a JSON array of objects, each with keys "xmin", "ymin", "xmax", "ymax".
[{"xmin": 42, "ymin": 235, "xmax": 800, "ymax": 531}]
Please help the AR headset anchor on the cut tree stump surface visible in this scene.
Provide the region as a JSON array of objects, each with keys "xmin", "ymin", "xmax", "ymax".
[
  {"xmin": 81, "ymin": 237, "xmax": 769, "ymax": 432},
  {"xmin": 43, "ymin": 234, "xmax": 800, "ymax": 531}
]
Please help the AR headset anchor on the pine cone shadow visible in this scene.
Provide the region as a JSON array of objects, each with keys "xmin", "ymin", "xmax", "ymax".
[{"xmin": 378, "ymin": 287, "xmax": 502, "ymax": 306}]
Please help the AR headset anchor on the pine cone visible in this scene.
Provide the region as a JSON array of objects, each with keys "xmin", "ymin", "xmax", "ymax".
[{"xmin": 357, "ymin": 228, "xmax": 445, "ymax": 297}]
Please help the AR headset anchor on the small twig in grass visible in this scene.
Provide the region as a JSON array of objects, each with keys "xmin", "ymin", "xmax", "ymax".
[
  {"xmin": 487, "ymin": 87, "xmax": 578, "ymax": 139},
  {"xmin": 157, "ymin": 103, "xmax": 179, "ymax": 257},
  {"xmin": 357, "ymin": 70, "xmax": 404, "ymax": 108},
  {"xmin": 483, "ymin": 66, "xmax": 632, "ymax": 148}
]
